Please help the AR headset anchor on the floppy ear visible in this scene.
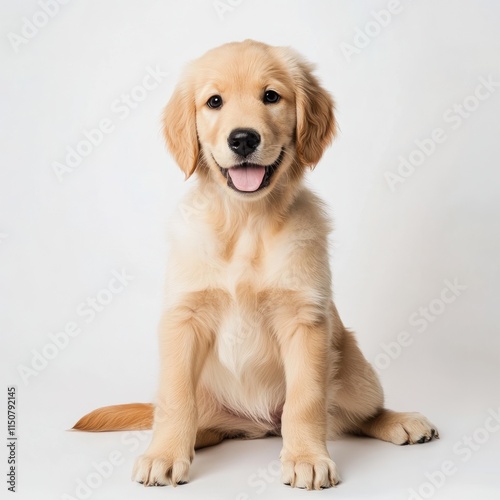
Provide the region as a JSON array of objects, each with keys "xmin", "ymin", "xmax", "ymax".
[
  {"xmin": 162, "ymin": 80, "xmax": 199, "ymax": 179},
  {"xmin": 294, "ymin": 61, "xmax": 336, "ymax": 168}
]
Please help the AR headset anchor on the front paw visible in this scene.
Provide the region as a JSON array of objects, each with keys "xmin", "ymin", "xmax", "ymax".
[
  {"xmin": 280, "ymin": 451, "xmax": 340, "ymax": 490},
  {"xmin": 132, "ymin": 453, "xmax": 191, "ymax": 487}
]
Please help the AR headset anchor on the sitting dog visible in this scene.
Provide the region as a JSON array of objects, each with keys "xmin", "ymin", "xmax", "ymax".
[{"xmin": 74, "ymin": 40, "xmax": 438, "ymax": 490}]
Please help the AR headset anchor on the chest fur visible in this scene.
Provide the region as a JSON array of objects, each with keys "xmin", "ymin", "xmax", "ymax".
[{"xmin": 213, "ymin": 227, "xmax": 273, "ymax": 368}]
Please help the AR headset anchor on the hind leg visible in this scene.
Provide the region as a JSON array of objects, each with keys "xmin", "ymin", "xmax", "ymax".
[
  {"xmin": 359, "ymin": 409, "xmax": 438, "ymax": 445},
  {"xmin": 194, "ymin": 387, "xmax": 277, "ymax": 450},
  {"xmin": 195, "ymin": 429, "xmax": 225, "ymax": 449},
  {"xmin": 329, "ymin": 327, "xmax": 438, "ymax": 445}
]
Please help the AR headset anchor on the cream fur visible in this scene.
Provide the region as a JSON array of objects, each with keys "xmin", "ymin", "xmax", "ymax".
[{"xmin": 74, "ymin": 40, "xmax": 439, "ymax": 491}]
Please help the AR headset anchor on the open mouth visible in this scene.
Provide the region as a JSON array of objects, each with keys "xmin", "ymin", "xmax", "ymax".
[{"xmin": 218, "ymin": 148, "xmax": 285, "ymax": 193}]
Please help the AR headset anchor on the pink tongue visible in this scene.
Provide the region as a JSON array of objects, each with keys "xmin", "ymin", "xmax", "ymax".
[{"xmin": 228, "ymin": 166, "xmax": 265, "ymax": 192}]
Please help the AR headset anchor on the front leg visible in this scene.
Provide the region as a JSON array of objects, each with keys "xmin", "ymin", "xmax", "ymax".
[
  {"xmin": 133, "ymin": 290, "xmax": 224, "ymax": 486},
  {"xmin": 275, "ymin": 298, "xmax": 340, "ymax": 490}
]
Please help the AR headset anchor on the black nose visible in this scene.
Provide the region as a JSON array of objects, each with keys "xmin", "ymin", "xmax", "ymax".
[{"xmin": 227, "ymin": 128, "xmax": 261, "ymax": 158}]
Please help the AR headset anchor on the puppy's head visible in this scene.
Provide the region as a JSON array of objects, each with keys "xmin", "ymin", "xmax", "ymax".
[{"xmin": 163, "ymin": 40, "xmax": 335, "ymax": 200}]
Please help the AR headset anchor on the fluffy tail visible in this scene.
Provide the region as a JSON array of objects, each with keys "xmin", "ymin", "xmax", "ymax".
[{"xmin": 72, "ymin": 403, "xmax": 154, "ymax": 432}]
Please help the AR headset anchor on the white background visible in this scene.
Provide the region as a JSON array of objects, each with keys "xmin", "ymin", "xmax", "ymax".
[{"xmin": 1, "ymin": 1, "xmax": 500, "ymax": 499}]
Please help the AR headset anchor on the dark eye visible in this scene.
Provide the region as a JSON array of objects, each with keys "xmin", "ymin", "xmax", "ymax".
[
  {"xmin": 207, "ymin": 95, "xmax": 223, "ymax": 109},
  {"xmin": 263, "ymin": 90, "xmax": 280, "ymax": 104}
]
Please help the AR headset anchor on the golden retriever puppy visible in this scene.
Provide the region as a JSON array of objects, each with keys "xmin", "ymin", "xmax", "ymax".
[{"xmin": 74, "ymin": 40, "xmax": 438, "ymax": 490}]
